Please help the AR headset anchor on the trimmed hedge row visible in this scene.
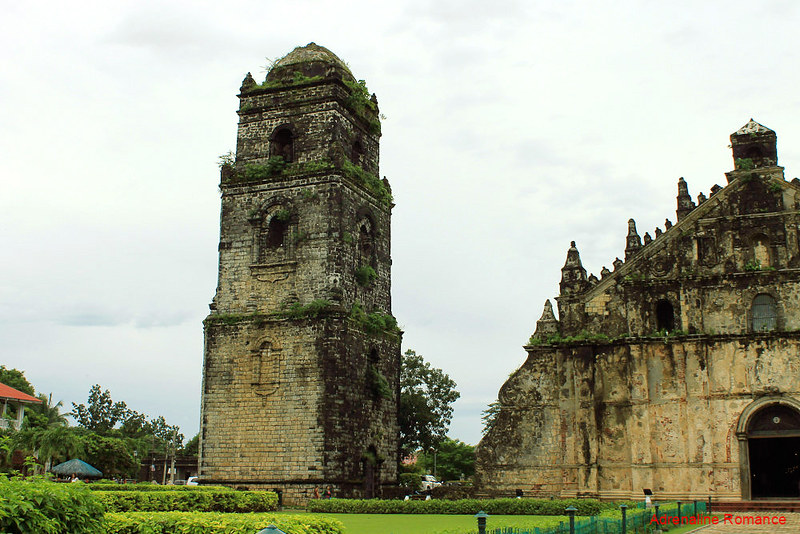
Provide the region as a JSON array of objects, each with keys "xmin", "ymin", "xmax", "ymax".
[
  {"xmin": 97, "ymin": 490, "xmax": 278, "ymax": 512},
  {"xmin": 307, "ymin": 498, "xmax": 610, "ymax": 516},
  {"xmin": 89, "ymin": 484, "xmax": 232, "ymax": 492},
  {"xmin": 103, "ymin": 512, "xmax": 345, "ymax": 534},
  {"xmin": 0, "ymin": 478, "xmax": 104, "ymax": 534}
]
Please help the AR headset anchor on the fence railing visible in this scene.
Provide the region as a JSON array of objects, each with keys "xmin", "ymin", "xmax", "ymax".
[{"xmin": 487, "ymin": 500, "xmax": 709, "ymax": 534}]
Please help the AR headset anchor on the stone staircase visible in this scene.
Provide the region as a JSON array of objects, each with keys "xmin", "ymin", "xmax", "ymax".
[{"xmin": 712, "ymin": 501, "xmax": 800, "ymax": 513}]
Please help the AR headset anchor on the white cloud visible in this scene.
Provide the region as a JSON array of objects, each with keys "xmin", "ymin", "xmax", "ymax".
[{"xmin": 3, "ymin": 0, "xmax": 800, "ymax": 447}]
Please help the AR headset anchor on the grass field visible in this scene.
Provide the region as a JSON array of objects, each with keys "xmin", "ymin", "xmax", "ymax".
[{"xmin": 277, "ymin": 511, "xmax": 566, "ymax": 534}]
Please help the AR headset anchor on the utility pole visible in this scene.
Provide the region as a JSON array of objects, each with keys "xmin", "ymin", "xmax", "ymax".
[{"xmin": 169, "ymin": 428, "xmax": 177, "ymax": 484}]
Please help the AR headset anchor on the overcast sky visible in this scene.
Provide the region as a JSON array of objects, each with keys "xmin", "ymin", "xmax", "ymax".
[{"xmin": 3, "ymin": 0, "xmax": 800, "ymax": 447}]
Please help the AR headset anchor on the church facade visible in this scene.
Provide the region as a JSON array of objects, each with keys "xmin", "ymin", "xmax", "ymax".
[
  {"xmin": 198, "ymin": 44, "xmax": 401, "ymax": 504},
  {"xmin": 476, "ymin": 120, "xmax": 800, "ymax": 501}
]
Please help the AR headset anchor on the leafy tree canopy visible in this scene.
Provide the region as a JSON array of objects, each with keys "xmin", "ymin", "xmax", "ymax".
[
  {"xmin": 26, "ymin": 393, "xmax": 68, "ymax": 430},
  {"xmin": 0, "ymin": 366, "xmax": 35, "ymax": 396},
  {"xmin": 399, "ymin": 349, "xmax": 460, "ymax": 454},
  {"xmin": 481, "ymin": 399, "xmax": 501, "ymax": 436},
  {"xmin": 71, "ymin": 384, "xmax": 130, "ymax": 434},
  {"xmin": 182, "ymin": 433, "xmax": 199, "ymax": 457},
  {"xmin": 412, "ymin": 438, "xmax": 476, "ymax": 481}
]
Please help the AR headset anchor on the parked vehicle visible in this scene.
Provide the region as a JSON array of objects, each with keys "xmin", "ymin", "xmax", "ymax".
[
  {"xmin": 420, "ymin": 474, "xmax": 442, "ymax": 492},
  {"xmin": 186, "ymin": 476, "xmax": 199, "ymax": 486}
]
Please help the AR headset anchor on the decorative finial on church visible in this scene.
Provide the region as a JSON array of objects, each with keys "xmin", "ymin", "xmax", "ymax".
[
  {"xmin": 240, "ymin": 72, "xmax": 256, "ymax": 92},
  {"xmin": 625, "ymin": 219, "xmax": 642, "ymax": 260},
  {"xmin": 676, "ymin": 177, "xmax": 696, "ymax": 221},
  {"xmin": 643, "ymin": 232, "xmax": 652, "ymax": 245},
  {"xmin": 729, "ymin": 119, "xmax": 777, "ymax": 172},
  {"xmin": 531, "ymin": 300, "xmax": 559, "ymax": 342},
  {"xmin": 697, "ymin": 192, "xmax": 707, "ymax": 205},
  {"xmin": 613, "ymin": 257, "xmax": 623, "ymax": 270},
  {"xmin": 560, "ymin": 241, "xmax": 588, "ymax": 296},
  {"xmin": 664, "ymin": 219, "xmax": 672, "ymax": 230}
]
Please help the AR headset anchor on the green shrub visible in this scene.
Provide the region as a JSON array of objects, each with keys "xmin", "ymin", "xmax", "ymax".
[
  {"xmin": 243, "ymin": 156, "xmax": 287, "ymax": 181},
  {"xmin": 368, "ymin": 364, "xmax": 392, "ymax": 399},
  {"xmin": 89, "ymin": 484, "xmax": 232, "ymax": 492},
  {"xmin": 399, "ymin": 473, "xmax": 422, "ymax": 491},
  {"xmin": 274, "ymin": 299, "xmax": 332, "ymax": 319},
  {"xmin": 343, "ymin": 79, "xmax": 381, "ymax": 135},
  {"xmin": 342, "ymin": 160, "xmax": 392, "ymax": 206},
  {"xmin": 0, "ymin": 477, "xmax": 104, "ymax": 534},
  {"xmin": 355, "ymin": 265, "xmax": 377, "ymax": 286},
  {"xmin": 97, "ymin": 489, "xmax": 278, "ymax": 512},
  {"xmin": 350, "ymin": 302, "xmax": 399, "ymax": 335},
  {"xmin": 307, "ymin": 497, "xmax": 609, "ymax": 516},
  {"xmin": 103, "ymin": 511, "xmax": 344, "ymax": 534}
]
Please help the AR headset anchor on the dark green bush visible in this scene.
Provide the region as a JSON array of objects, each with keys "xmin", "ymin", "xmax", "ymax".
[
  {"xmin": 103, "ymin": 511, "xmax": 344, "ymax": 534},
  {"xmin": 307, "ymin": 497, "xmax": 609, "ymax": 516},
  {"xmin": 89, "ymin": 483, "xmax": 232, "ymax": 492},
  {"xmin": 399, "ymin": 473, "xmax": 422, "ymax": 491},
  {"xmin": 97, "ymin": 489, "xmax": 278, "ymax": 512},
  {"xmin": 355, "ymin": 265, "xmax": 377, "ymax": 286},
  {"xmin": 0, "ymin": 477, "xmax": 104, "ymax": 533}
]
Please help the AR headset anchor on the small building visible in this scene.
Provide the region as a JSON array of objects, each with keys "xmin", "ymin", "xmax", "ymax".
[
  {"xmin": 139, "ymin": 455, "xmax": 198, "ymax": 484},
  {"xmin": 0, "ymin": 382, "xmax": 41, "ymax": 431},
  {"xmin": 477, "ymin": 120, "xmax": 800, "ymax": 501}
]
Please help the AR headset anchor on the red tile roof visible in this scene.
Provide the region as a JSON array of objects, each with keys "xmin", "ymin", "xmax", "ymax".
[{"xmin": 0, "ymin": 383, "xmax": 41, "ymax": 404}]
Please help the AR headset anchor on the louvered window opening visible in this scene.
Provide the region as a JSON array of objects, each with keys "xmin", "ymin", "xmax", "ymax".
[{"xmin": 752, "ymin": 294, "xmax": 777, "ymax": 332}]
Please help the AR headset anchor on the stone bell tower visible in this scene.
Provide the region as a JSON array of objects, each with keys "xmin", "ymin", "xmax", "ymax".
[{"xmin": 199, "ymin": 43, "xmax": 401, "ymax": 504}]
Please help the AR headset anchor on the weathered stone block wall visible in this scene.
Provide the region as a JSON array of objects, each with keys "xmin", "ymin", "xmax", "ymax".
[
  {"xmin": 200, "ymin": 46, "xmax": 398, "ymax": 506},
  {"xmin": 201, "ymin": 318, "xmax": 325, "ymax": 483},
  {"xmin": 476, "ymin": 335, "xmax": 800, "ymax": 500},
  {"xmin": 236, "ymin": 82, "xmax": 380, "ymax": 176},
  {"xmin": 213, "ymin": 171, "xmax": 391, "ymax": 315}
]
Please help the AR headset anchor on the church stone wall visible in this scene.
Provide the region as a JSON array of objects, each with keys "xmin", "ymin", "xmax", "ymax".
[
  {"xmin": 477, "ymin": 335, "xmax": 800, "ymax": 500},
  {"xmin": 477, "ymin": 121, "xmax": 800, "ymax": 501}
]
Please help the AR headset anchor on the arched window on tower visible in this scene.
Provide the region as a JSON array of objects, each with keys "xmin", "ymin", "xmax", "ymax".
[
  {"xmin": 271, "ymin": 127, "xmax": 293, "ymax": 162},
  {"xmin": 266, "ymin": 217, "xmax": 287, "ymax": 248},
  {"xmin": 257, "ymin": 208, "xmax": 291, "ymax": 262},
  {"xmin": 358, "ymin": 217, "xmax": 376, "ymax": 267},
  {"xmin": 752, "ymin": 294, "xmax": 778, "ymax": 332},
  {"xmin": 656, "ymin": 299, "xmax": 674, "ymax": 332},
  {"xmin": 351, "ymin": 140, "xmax": 364, "ymax": 166}
]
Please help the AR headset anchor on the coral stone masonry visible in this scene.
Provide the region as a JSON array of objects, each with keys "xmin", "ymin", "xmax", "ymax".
[
  {"xmin": 476, "ymin": 120, "xmax": 800, "ymax": 502},
  {"xmin": 199, "ymin": 43, "xmax": 400, "ymax": 505}
]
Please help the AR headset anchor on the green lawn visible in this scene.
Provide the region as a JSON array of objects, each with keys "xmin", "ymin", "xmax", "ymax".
[{"xmin": 278, "ymin": 512, "xmax": 566, "ymax": 534}]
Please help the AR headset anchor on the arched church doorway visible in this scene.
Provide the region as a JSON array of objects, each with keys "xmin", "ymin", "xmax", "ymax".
[{"xmin": 738, "ymin": 399, "xmax": 800, "ymax": 499}]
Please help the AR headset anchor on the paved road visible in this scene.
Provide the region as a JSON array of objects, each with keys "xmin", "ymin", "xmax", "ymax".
[{"xmin": 688, "ymin": 512, "xmax": 800, "ymax": 533}]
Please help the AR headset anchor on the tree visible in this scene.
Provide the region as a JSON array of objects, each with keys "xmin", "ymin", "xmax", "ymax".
[
  {"xmin": 182, "ymin": 433, "xmax": 199, "ymax": 457},
  {"xmin": 8, "ymin": 425, "xmax": 84, "ymax": 473},
  {"xmin": 79, "ymin": 431, "xmax": 139, "ymax": 477},
  {"xmin": 481, "ymin": 399, "xmax": 501, "ymax": 436},
  {"xmin": 71, "ymin": 385, "xmax": 130, "ymax": 434},
  {"xmin": 27, "ymin": 393, "xmax": 68, "ymax": 429},
  {"xmin": 416, "ymin": 438, "xmax": 475, "ymax": 481},
  {"xmin": 399, "ymin": 349, "xmax": 460, "ymax": 454},
  {"xmin": 0, "ymin": 366, "xmax": 34, "ymax": 396}
]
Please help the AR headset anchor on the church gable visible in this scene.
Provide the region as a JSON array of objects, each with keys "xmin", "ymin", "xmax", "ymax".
[{"xmin": 545, "ymin": 120, "xmax": 800, "ymax": 339}]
